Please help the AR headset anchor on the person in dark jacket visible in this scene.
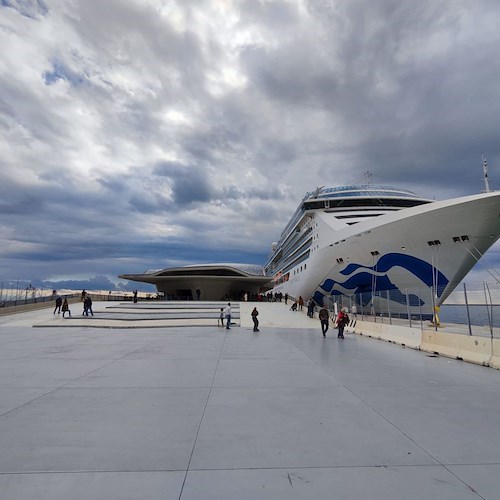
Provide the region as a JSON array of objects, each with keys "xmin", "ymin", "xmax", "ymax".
[
  {"xmin": 319, "ymin": 305, "xmax": 329, "ymax": 337},
  {"xmin": 62, "ymin": 298, "xmax": 71, "ymax": 318},
  {"xmin": 53, "ymin": 295, "xmax": 62, "ymax": 314},
  {"xmin": 251, "ymin": 307, "xmax": 260, "ymax": 332},
  {"xmin": 83, "ymin": 296, "xmax": 94, "ymax": 316},
  {"xmin": 307, "ymin": 297, "xmax": 316, "ymax": 317}
]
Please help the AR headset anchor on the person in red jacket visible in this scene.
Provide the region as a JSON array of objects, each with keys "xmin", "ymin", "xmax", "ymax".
[{"xmin": 336, "ymin": 308, "xmax": 349, "ymax": 339}]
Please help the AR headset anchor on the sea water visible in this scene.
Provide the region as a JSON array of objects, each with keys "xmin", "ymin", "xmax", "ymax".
[{"xmin": 439, "ymin": 304, "xmax": 500, "ymax": 328}]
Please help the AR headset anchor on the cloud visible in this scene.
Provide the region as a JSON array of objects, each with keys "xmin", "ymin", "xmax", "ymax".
[
  {"xmin": 0, "ymin": 0, "xmax": 499, "ymax": 292},
  {"xmin": 1, "ymin": 0, "xmax": 48, "ymax": 19}
]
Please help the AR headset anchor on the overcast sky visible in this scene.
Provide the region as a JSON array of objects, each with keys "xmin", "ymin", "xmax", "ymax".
[{"xmin": 1, "ymin": 0, "xmax": 500, "ymax": 291}]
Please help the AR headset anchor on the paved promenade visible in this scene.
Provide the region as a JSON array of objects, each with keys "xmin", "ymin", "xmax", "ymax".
[{"xmin": 1, "ymin": 301, "xmax": 500, "ymax": 499}]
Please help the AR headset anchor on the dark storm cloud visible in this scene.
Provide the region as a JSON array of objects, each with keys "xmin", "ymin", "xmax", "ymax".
[
  {"xmin": 301, "ymin": 0, "xmax": 500, "ymax": 193},
  {"xmin": 171, "ymin": 170, "xmax": 213, "ymax": 205},
  {"xmin": 0, "ymin": 182, "xmax": 46, "ymax": 215},
  {"xmin": 236, "ymin": 0, "xmax": 500, "ymax": 194},
  {"xmin": 153, "ymin": 161, "xmax": 215, "ymax": 206}
]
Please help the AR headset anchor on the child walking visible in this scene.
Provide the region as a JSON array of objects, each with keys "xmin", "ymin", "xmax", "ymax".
[{"xmin": 217, "ymin": 307, "xmax": 224, "ymax": 327}]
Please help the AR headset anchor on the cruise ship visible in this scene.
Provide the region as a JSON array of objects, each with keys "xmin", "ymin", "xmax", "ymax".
[{"xmin": 264, "ymin": 185, "xmax": 500, "ymax": 316}]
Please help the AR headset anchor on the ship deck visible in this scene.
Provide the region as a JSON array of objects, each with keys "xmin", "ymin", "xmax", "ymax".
[{"xmin": 1, "ymin": 301, "xmax": 499, "ymax": 499}]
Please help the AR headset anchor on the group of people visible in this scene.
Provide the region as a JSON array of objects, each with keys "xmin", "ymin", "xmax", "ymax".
[
  {"xmin": 290, "ymin": 295, "xmax": 317, "ymax": 315},
  {"xmin": 319, "ymin": 305, "xmax": 350, "ymax": 339},
  {"xmin": 53, "ymin": 291, "xmax": 353, "ymax": 339},
  {"xmin": 53, "ymin": 290, "xmax": 93, "ymax": 318},
  {"xmin": 217, "ymin": 303, "xmax": 260, "ymax": 332},
  {"xmin": 218, "ymin": 303, "xmax": 233, "ymax": 330},
  {"xmin": 53, "ymin": 295, "xmax": 71, "ymax": 317},
  {"xmin": 217, "ymin": 299, "xmax": 354, "ymax": 339}
]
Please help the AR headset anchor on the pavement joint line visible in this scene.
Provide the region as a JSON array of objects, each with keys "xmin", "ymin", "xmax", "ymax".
[
  {"xmin": 276, "ymin": 331, "xmax": 447, "ymax": 467},
  {"xmin": 0, "ymin": 335, "xmax": 162, "ymax": 419},
  {"xmin": 0, "ymin": 386, "xmax": 69, "ymax": 419},
  {"xmin": 178, "ymin": 326, "xmax": 231, "ymax": 500},
  {"xmin": 0, "ymin": 463, "xmax": 475, "ymax": 475}
]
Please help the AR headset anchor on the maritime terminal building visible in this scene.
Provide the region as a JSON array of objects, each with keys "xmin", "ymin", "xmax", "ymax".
[{"xmin": 119, "ymin": 263, "xmax": 272, "ymax": 301}]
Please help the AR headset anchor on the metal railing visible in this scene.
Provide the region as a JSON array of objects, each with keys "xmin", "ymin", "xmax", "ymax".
[
  {"xmin": 313, "ymin": 282, "xmax": 500, "ymax": 339},
  {"xmin": 0, "ymin": 288, "xmax": 163, "ymax": 312}
]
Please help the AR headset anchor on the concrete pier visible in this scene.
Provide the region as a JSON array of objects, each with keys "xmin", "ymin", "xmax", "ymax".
[{"xmin": 1, "ymin": 301, "xmax": 500, "ymax": 499}]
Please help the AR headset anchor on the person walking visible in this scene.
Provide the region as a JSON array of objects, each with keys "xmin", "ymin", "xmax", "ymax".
[
  {"xmin": 224, "ymin": 303, "xmax": 232, "ymax": 330},
  {"xmin": 251, "ymin": 307, "xmax": 260, "ymax": 332},
  {"xmin": 83, "ymin": 296, "xmax": 94, "ymax": 316},
  {"xmin": 307, "ymin": 297, "xmax": 315, "ymax": 318},
  {"xmin": 298, "ymin": 296, "xmax": 304, "ymax": 311},
  {"xmin": 319, "ymin": 305, "xmax": 329, "ymax": 338},
  {"xmin": 62, "ymin": 298, "xmax": 71, "ymax": 318},
  {"xmin": 350, "ymin": 304, "xmax": 357, "ymax": 326},
  {"xmin": 53, "ymin": 295, "xmax": 62, "ymax": 314},
  {"xmin": 133, "ymin": 290, "xmax": 138, "ymax": 303},
  {"xmin": 336, "ymin": 308, "xmax": 349, "ymax": 339}
]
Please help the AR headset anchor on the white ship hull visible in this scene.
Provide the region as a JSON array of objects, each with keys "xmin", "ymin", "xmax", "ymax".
[{"xmin": 269, "ymin": 192, "xmax": 500, "ymax": 316}]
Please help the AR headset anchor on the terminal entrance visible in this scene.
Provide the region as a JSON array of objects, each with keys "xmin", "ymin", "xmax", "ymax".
[{"xmin": 175, "ymin": 289, "xmax": 193, "ymax": 300}]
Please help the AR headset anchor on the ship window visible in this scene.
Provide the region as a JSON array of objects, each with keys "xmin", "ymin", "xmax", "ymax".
[
  {"xmin": 461, "ymin": 235, "xmax": 469, "ymax": 241},
  {"xmin": 304, "ymin": 201, "xmax": 325, "ymax": 210},
  {"xmin": 370, "ymin": 251, "xmax": 380, "ymax": 256},
  {"xmin": 336, "ymin": 258, "xmax": 344, "ymax": 263},
  {"xmin": 453, "ymin": 236, "xmax": 460, "ymax": 243},
  {"xmin": 326, "ymin": 198, "xmax": 430, "ymax": 209},
  {"xmin": 335, "ymin": 213, "xmax": 384, "ymax": 219}
]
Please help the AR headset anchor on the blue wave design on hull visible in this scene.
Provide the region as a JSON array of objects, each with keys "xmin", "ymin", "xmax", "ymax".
[{"xmin": 313, "ymin": 252, "xmax": 449, "ymax": 306}]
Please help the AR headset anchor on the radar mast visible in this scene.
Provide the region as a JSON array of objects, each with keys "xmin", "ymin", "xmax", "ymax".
[{"xmin": 482, "ymin": 154, "xmax": 491, "ymax": 193}]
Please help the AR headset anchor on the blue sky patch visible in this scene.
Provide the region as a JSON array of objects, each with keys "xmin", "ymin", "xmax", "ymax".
[{"xmin": 43, "ymin": 60, "xmax": 86, "ymax": 86}]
